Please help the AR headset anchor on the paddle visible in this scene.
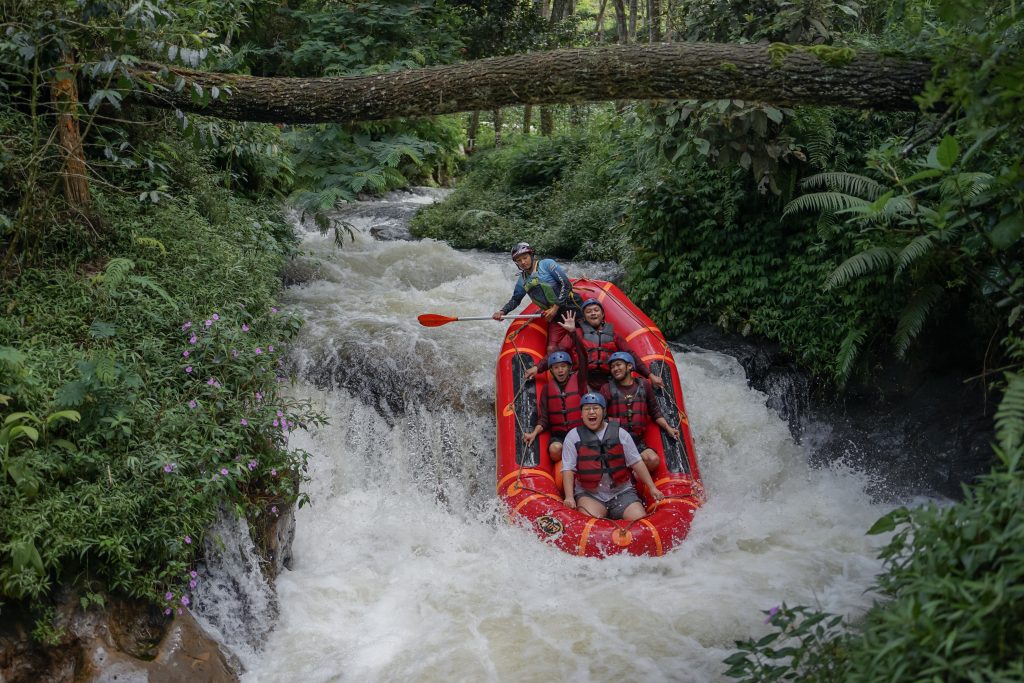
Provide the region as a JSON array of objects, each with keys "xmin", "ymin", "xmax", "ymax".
[{"xmin": 417, "ymin": 313, "xmax": 542, "ymax": 327}]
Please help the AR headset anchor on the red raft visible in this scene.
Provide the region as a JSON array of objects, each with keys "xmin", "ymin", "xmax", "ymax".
[{"xmin": 495, "ymin": 278, "xmax": 705, "ymax": 557}]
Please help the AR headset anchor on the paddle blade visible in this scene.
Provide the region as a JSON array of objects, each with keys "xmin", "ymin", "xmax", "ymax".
[{"xmin": 417, "ymin": 313, "xmax": 457, "ymax": 327}]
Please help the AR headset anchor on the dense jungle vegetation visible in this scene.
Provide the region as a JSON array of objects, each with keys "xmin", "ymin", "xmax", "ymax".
[{"xmin": 2, "ymin": 0, "xmax": 1022, "ymax": 679}]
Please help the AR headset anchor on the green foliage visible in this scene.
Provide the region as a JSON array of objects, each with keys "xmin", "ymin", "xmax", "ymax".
[
  {"xmin": 411, "ymin": 111, "xmax": 631, "ymax": 260},
  {"xmin": 724, "ymin": 604, "xmax": 848, "ymax": 681},
  {"xmin": 0, "ymin": 160, "xmax": 324, "ymax": 618}
]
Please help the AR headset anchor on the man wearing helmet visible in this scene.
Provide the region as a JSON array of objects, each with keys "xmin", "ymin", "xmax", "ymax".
[
  {"xmin": 601, "ymin": 351, "xmax": 680, "ymax": 472},
  {"xmin": 492, "ymin": 242, "xmax": 582, "ymax": 355},
  {"xmin": 523, "ymin": 350, "xmax": 590, "ymax": 486},
  {"xmin": 559, "ymin": 298, "xmax": 666, "ymax": 391},
  {"xmin": 561, "ymin": 392, "xmax": 664, "ymax": 521}
]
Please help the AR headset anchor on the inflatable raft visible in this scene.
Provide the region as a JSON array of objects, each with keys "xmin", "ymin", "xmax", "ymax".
[{"xmin": 496, "ymin": 279, "xmax": 704, "ymax": 557}]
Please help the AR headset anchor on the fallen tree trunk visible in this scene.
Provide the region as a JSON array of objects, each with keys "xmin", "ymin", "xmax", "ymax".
[{"xmin": 131, "ymin": 42, "xmax": 933, "ymax": 124}]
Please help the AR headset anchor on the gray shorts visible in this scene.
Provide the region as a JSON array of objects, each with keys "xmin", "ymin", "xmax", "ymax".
[{"xmin": 577, "ymin": 488, "xmax": 642, "ymax": 520}]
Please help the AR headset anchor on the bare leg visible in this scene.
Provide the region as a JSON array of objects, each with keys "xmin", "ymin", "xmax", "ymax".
[
  {"xmin": 621, "ymin": 501, "xmax": 648, "ymax": 521},
  {"xmin": 641, "ymin": 447, "xmax": 659, "ymax": 472},
  {"xmin": 548, "ymin": 441, "xmax": 563, "ymax": 462},
  {"xmin": 576, "ymin": 496, "xmax": 608, "ymax": 518}
]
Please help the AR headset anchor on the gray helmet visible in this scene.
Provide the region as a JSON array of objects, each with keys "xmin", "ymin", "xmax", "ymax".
[{"xmin": 510, "ymin": 242, "xmax": 535, "ymax": 259}]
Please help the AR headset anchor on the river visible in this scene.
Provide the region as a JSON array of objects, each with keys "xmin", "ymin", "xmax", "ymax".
[{"xmin": 198, "ymin": 190, "xmax": 896, "ymax": 682}]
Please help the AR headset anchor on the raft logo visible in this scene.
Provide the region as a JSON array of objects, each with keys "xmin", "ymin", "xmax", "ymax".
[{"xmin": 536, "ymin": 515, "xmax": 563, "ymax": 535}]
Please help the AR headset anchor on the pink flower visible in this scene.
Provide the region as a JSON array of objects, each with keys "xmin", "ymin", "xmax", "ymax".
[
  {"xmin": 164, "ymin": 608, "xmax": 172, "ymax": 615},
  {"xmin": 220, "ymin": 468, "xmax": 229, "ymax": 476},
  {"xmin": 212, "ymin": 313, "xmax": 220, "ymax": 321},
  {"xmin": 241, "ymin": 324, "xmax": 250, "ymax": 332},
  {"xmin": 182, "ymin": 350, "xmax": 190, "ymax": 357},
  {"xmin": 255, "ymin": 392, "xmax": 263, "ymax": 401},
  {"xmin": 271, "ymin": 307, "xmax": 278, "ymax": 314},
  {"xmin": 189, "ymin": 580, "xmax": 197, "ymax": 589},
  {"xmin": 276, "ymin": 410, "xmax": 283, "ymax": 417},
  {"xmin": 255, "ymin": 347, "xmax": 263, "ymax": 355},
  {"xmin": 184, "ymin": 535, "xmax": 192, "ymax": 544},
  {"xmin": 185, "ymin": 366, "xmax": 193, "ymax": 373},
  {"xmin": 271, "ymin": 505, "xmax": 278, "ymax": 515},
  {"xmin": 247, "ymin": 460, "xmax": 257, "ymax": 470},
  {"xmin": 163, "ymin": 463, "xmax": 175, "ymax": 473},
  {"xmin": 188, "ymin": 399, "xmax": 197, "ymax": 409},
  {"xmin": 204, "ymin": 319, "xmax": 213, "ymax": 327},
  {"xmin": 272, "ymin": 419, "xmax": 279, "ymax": 427},
  {"xmin": 165, "ymin": 591, "xmax": 174, "ymax": 600},
  {"xmin": 181, "ymin": 595, "xmax": 190, "ymax": 606},
  {"xmin": 189, "ymin": 334, "xmax": 197, "ymax": 345},
  {"xmin": 268, "ymin": 345, "xmax": 274, "ymax": 353},
  {"xmin": 181, "ymin": 321, "xmax": 192, "ymax": 331},
  {"xmin": 190, "ymin": 570, "xmax": 197, "ymax": 579},
  {"xmin": 764, "ymin": 606, "xmax": 780, "ymax": 624},
  {"xmin": 270, "ymin": 468, "xmax": 277, "ymax": 477},
  {"xmin": 240, "ymin": 418, "xmax": 248, "ymax": 426}
]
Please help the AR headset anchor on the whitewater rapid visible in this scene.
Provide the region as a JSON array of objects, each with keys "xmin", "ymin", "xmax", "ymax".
[{"xmin": 203, "ymin": 191, "xmax": 894, "ymax": 682}]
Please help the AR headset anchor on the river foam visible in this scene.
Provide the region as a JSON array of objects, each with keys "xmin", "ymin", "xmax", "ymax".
[{"xmin": 221, "ymin": 191, "xmax": 893, "ymax": 682}]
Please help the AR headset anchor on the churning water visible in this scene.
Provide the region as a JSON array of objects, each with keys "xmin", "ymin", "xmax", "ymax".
[{"xmin": 202, "ymin": 190, "xmax": 896, "ymax": 682}]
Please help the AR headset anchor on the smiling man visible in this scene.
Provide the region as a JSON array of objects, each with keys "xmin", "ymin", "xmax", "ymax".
[{"xmin": 560, "ymin": 393, "xmax": 664, "ymax": 521}]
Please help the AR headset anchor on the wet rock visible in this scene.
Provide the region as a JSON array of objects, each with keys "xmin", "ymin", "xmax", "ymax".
[
  {"xmin": 0, "ymin": 594, "xmax": 237, "ymax": 683},
  {"xmin": 674, "ymin": 324, "xmax": 996, "ymax": 500}
]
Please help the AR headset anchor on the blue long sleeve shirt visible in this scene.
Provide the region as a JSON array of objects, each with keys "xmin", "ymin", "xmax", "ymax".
[{"xmin": 500, "ymin": 258, "xmax": 576, "ymax": 315}]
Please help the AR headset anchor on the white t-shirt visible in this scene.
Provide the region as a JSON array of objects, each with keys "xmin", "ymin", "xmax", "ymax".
[{"xmin": 561, "ymin": 421, "xmax": 641, "ymax": 502}]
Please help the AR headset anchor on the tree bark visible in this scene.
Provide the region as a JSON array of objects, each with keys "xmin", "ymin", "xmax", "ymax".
[
  {"xmin": 649, "ymin": 0, "xmax": 661, "ymax": 42},
  {"xmin": 129, "ymin": 43, "xmax": 933, "ymax": 125},
  {"xmin": 628, "ymin": 0, "xmax": 638, "ymax": 42},
  {"xmin": 51, "ymin": 54, "xmax": 90, "ymax": 213},
  {"xmin": 467, "ymin": 111, "xmax": 480, "ymax": 153},
  {"xmin": 595, "ymin": 0, "xmax": 608, "ymax": 43},
  {"xmin": 493, "ymin": 108, "xmax": 503, "ymax": 146},
  {"xmin": 612, "ymin": 0, "xmax": 628, "ymax": 43},
  {"xmin": 540, "ymin": 106, "xmax": 554, "ymax": 136},
  {"xmin": 523, "ymin": 105, "xmax": 532, "ymax": 135}
]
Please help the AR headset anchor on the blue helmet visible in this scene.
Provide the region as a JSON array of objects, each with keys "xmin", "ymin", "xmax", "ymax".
[
  {"xmin": 581, "ymin": 298, "xmax": 603, "ymax": 312},
  {"xmin": 580, "ymin": 392, "xmax": 607, "ymax": 409},
  {"xmin": 547, "ymin": 351, "xmax": 572, "ymax": 367},
  {"xmin": 608, "ymin": 351, "xmax": 635, "ymax": 367}
]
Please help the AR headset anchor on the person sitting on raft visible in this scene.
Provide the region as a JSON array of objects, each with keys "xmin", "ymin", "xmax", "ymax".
[
  {"xmin": 561, "ymin": 393, "xmax": 664, "ymax": 521},
  {"xmin": 551, "ymin": 299, "xmax": 665, "ymax": 391},
  {"xmin": 601, "ymin": 351, "xmax": 680, "ymax": 472},
  {"xmin": 491, "ymin": 242, "xmax": 582, "ymax": 356},
  {"xmin": 523, "ymin": 350, "xmax": 589, "ymax": 485}
]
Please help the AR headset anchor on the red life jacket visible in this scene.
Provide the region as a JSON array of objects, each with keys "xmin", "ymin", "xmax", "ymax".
[
  {"xmin": 575, "ymin": 419, "xmax": 631, "ymax": 489},
  {"xmin": 546, "ymin": 372, "xmax": 583, "ymax": 436},
  {"xmin": 606, "ymin": 378, "xmax": 651, "ymax": 441},
  {"xmin": 579, "ymin": 321, "xmax": 617, "ymax": 377}
]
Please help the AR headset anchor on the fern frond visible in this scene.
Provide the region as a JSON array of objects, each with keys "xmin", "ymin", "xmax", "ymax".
[
  {"xmin": 801, "ymin": 172, "xmax": 884, "ymax": 200},
  {"xmin": 893, "ymin": 284, "xmax": 944, "ymax": 358},
  {"xmin": 835, "ymin": 327, "xmax": 866, "ymax": 385},
  {"xmin": 94, "ymin": 353, "xmax": 117, "ymax": 386},
  {"xmin": 97, "ymin": 257, "xmax": 135, "ymax": 293},
  {"xmin": 134, "ymin": 236, "xmax": 167, "ymax": 254},
  {"xmin": 825, "ymin": 246, "xmax": 897, "ymax": 290},
  {"xmin": 783, "ymin": 192, "xmax": 869, "ymax": 218},
  {"xmin": 895, "ymin": 234, "xmax": 935, "ymax": 277},
  {"xmin": 994, "ymin": 372, "xmax": 1024, "ymax": 457},
  {"xmin": 939, "ymin": 172, "xmax": 993, "ymax": 199},
  {"xmin": 128, "ymin": 275, "xmax": 178, "ymax": 309}
]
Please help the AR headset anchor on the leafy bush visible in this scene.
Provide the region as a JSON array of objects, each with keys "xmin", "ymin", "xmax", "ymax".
[
  {"xmin": 410, "ymin": 110, "xmax": 631, "ymax": 260},
  {"xmin": 0, "ymin": 185, "xmax": 324, "ymax": 614}
]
